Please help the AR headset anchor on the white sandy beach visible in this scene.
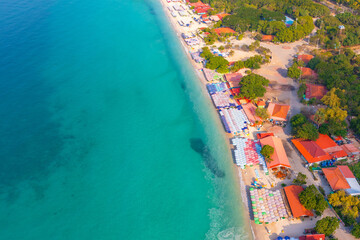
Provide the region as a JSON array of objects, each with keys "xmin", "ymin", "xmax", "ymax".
[{"xmin": 157, "ymin": 1, "xmax": 357, "ymax": 240}]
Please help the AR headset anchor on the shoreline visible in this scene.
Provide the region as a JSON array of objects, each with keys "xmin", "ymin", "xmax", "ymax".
[{"xmin": 157, "ymin": 0, "xmax": 255, "ymax": 239}]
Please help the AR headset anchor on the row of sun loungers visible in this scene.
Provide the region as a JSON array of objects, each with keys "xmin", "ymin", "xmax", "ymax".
[
  {"xmin": 219, "ymin": 108, "xmax": 249, "ymax": 134},
  {"xmin": 206, "ymin": 83, "xmax": 228, "ymax": 95},
  {"xmin": 210, "ymin": 91, "xmax": 237, "ymax": 109},
  {"xmin": 184, "ymin": 37, "xmax": 200, "ymax": 46}
]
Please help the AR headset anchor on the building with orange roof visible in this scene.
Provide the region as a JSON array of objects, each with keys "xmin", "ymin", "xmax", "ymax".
[
  {"xmin": 323, "ymin": 165, "xmax": 360, "ymax": 195},
  {"xmin": 257, "ymin": 100, "xmax": 266, "ymax": 108},
  {"xmin": 260, "ymin": 136, "xmax": 291, "ymax": 169},
  {"xmin": 242, "ymin": 102, "xmax": 262, "ymax": 125},
  {"xmin": 267, "ymin": 103, "xmax": 290, "ymax": 122},
  {"xmin": 291, "ymin": 134, "xmax": 347, "ymax": 165},
  {"xmin": 322, "ymin": 167, "xmax": 351, "ymax": 191},
  {"xmin": 291, "ymin": 138, "xmax": 331, "ymax": 164},
  {"xmin": 299, "ymin": 234, "xmax": 325, "ymax": 240},
  {"xmin": 257, "ymin": 132, "xmax": 274, "ymax": 139},
  {"xmin": 299, "ymin": 67, "xmax": 318, "ymax": 79},
  {"xmin": 217, "ymin": 13, "xmax": 230, "ymax": 20},
  {"xmin": 305, "ymin": 84, "xmax": 327, "ymax": 100},
  {"xmin": 283, "ymin": 185, "xmax": 314, "ymax": 218},
  {"xmin": 297, "ymin": 54, "xmax": 314, "ymax": 64},
  {"xmin": 214, "ymin": 27, "xmax": 236, "ymax": 35},
  {"xmin": 261, "ymin": 35, "xmax": 275, "ymax": 42},
  {"xmin": 315, "ymin": 134, "xmax": 347, "ymax": 159},
  {"xmin": 225, "ymin": 72, "xmax": 242, "ymax": 88},
  {"xmin": 341, "ymin": 143, "xmax": 360, "ymax": 157}
]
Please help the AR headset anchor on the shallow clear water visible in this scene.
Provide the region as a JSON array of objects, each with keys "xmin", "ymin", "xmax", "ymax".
[{"xmin": 0, "ymin": 0, "xmax": 250, "ymax": 239}]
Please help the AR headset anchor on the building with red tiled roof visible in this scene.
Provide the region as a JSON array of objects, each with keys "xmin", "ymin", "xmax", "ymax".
[
  {"xmin": 292, "ymin": 134, "xmax": 347, "ymax": 164},
  {"xmin": 297, "ymin": 54, "xmax": 314, "ymax": 64},
  {"xmin": 299, "ymin": 67, "xmax": 318, "ymax": 79},
  {"xmin": 213, "ymin": 27, "xmax": 236, "ymax": 35},
  {"xmin": 331, "ymin": 165, "xmax": 360, "ymax": 196},
  {"xmin": 323, "ymin": 167, "xmax": 351, "ymax": 191},
  {"xmin": 224, "ymin": 73, "xmax": 242, "ymax": 88},
  {"xmin": 261, "ymin": 35, "xmax": 275, "ymax": 42},
  {"xmin": 341, "ymin": 143, "xmax": 360, "ymax": 157},
  {"xmin": 260, "ymin": 136, "xmax": 291, "ymax": 169},
  {"xmin": 291, "ymin": 139, "xmax": 331, "ymax": 164},
  {"xmin": 257, "ymin": 132, "xmax": 274, "ymax": 139},
  {"xmin": 299, "ymin": 234, "xmax": 325, "ymax": 240},
  {"xmin": 315, "ymin": 134, "xmax": 347, "ymax": 159},
  {"xmin": 217, "ymin": 13, "xmax": 230, "ymax": 20},
  {"xmin": 257, "ymin": 100, "xmax": 266, "ymax": 108},
  {"xmin": 230, "ymin": 87, "xmax": 241, "ymax": 96},
  {"xmin": 338, "ymin": 165, "xmax": 355, "ymax": 178},
  {"xmin": 242, "ymin": 102, "xmax": 262, "ymax": 125},
  {"xmin": 267, "ymin": 103, "xmax": 290, "ymax": 122},
  {"xmin": 305, "ymin": 84, "xmax": 327, "ymax": 100},
  {"xmin": 283, "ymin": 185, "xmax": 314, "ymax": 218}
]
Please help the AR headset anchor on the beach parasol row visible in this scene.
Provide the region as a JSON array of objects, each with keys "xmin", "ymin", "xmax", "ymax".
[
  {"xmin": 249, "ymin": 188, "xmax": 288, "ymax": 224},
  {"xmin": 210, "ymin": 90, "xmax": 237, "ymax": 109},
  {"xmin": 232, "ymin": 138, "xmax": 268, "ymax": 173}
]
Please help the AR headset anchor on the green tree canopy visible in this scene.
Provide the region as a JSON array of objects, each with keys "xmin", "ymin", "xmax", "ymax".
[
  {"xmin": 293, "ymin": 172, "xmax": 307, "ymax": 185},
  {"xmin": 352, "ymin": 224, "xmax": 360, "ymax": 238},
  {"xmin": 315, "ymin": 217, "xmax": 339, "ymax": 236},
  {"xmin": 290, "ymin": 113, "xmax": 307, "ymax": 128},
  {"xmin": 260, "ymin": 145, "xmax": 274, "ymax": 163},
  {"xmin": 321, "ymin": 88, "xmax": 341, "ymax": 108},
  {"xmin": 255, "ymin": 107, "xmax": 269, "ymax": 120},
  {"xmin": 287, "ymin": 63, "xmax": 302, "ymax": 79},
  {"xmin": 237, "ymin": 74, "xmax": 269, "ymax": 100},
  {"xmin": 299, "ymin": 185, "xmax": 328, "ymax": 214},
  {"xmin": 296, "ymin": 122, "xmax": 319, "ymax": 140}
]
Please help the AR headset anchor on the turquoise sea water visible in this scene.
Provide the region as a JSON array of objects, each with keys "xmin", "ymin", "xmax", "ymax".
[{"xmin": 0, "ymin": 0, "xmax": 251, "ymax": 239}]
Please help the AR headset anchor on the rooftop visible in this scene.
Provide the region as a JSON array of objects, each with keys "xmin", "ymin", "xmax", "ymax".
[
  {"xmin": 242, "ymin": 102, "xmax": 262, "ymax": 124},
  {"xmin": 283, "ymin": 185, "xmax": 314, "ymax": 218},
  {"xmin": 297, "ymin": 54, "xmax": 314, "ymax": 64},
  {"xmin": 305, "ymin": 83, "xmax": 327, "ymax": 100},
  {"xmin": 323, "ymin": 167, "xmax": 350, "ymax": 191},
  {"xmin": 341, "ymin": 143, "xmax": 360, "ymax": 155},
  {"xmin": 315, "ymin": 134, "xmax": 337, "ymax": 149},
  {"xmin": 261, "ymin": 35, "xmax": 275, "ymax": 41},
  {"xmin": 259, "ymin": 136, "xmax": 291, "ymax": 169},
  {"xmin": 257, "ymin": 132, "xmax": 274, "ymax": 140},
  {"xmin": 315, "ymin": 134, "xmax": 347, "ymax": 159},
  {"xmin": 299, "ymin": 234, "xmax": 325, "ymax": 240},
  {"xmin": 214, "ymin": 27, "xmax": 236, "ymax": 35},
  {"xmin": 224, "ymin": 72, "xmax": 242, "ymax": 88},
  {"xmin": 291, "ymin": 139, "xmax": 331, "ymax": 163},
  {"xmin": 257, "ymin": 100, "xmax": 266, "ymax": 106},
  {"xmin": 299, "ymin": 67, "xmax": 318, "ymax": 78},
  {"xmin": 267, "ymin": 103, "xmax": 290, "ymax": 121},
  {"xmin": 216, "ymin": 13, "xmax": 230, "ymax": 20}
]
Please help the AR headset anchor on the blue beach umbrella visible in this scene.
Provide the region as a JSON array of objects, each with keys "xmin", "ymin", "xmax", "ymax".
[
  {"xmin": 284, "ymin": 237, "xmax": 290, "ymax": 240},
  {"xmin": 277, "ymin": 237, "xmax": 283, "ymax": 240}
]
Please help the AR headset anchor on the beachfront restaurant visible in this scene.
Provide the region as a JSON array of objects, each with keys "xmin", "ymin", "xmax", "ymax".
[
  {"xmin": 259, "ymin": 135, "xmax": 291, "ymax": 178},
  {"xmin": 283, "ymin": 185, "xmax": 314, "ymax": 219}
]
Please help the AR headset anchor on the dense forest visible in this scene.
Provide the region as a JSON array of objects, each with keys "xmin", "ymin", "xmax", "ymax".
[{"xmin": 311, "ymin": 12, "xmax": 360, "ymax": 48}]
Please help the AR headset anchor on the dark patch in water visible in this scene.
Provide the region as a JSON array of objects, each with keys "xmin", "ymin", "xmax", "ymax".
[
  {"xmin": 144, "ymin": 0, "xmax": 156, "ymax": 15},
  {"xmin": 190, "ymin": 138, "xmax": 225, "ymax": 178},
  {"xmin": 180, "ymin": 81, "xmax": 186, "ymax": 91}
]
